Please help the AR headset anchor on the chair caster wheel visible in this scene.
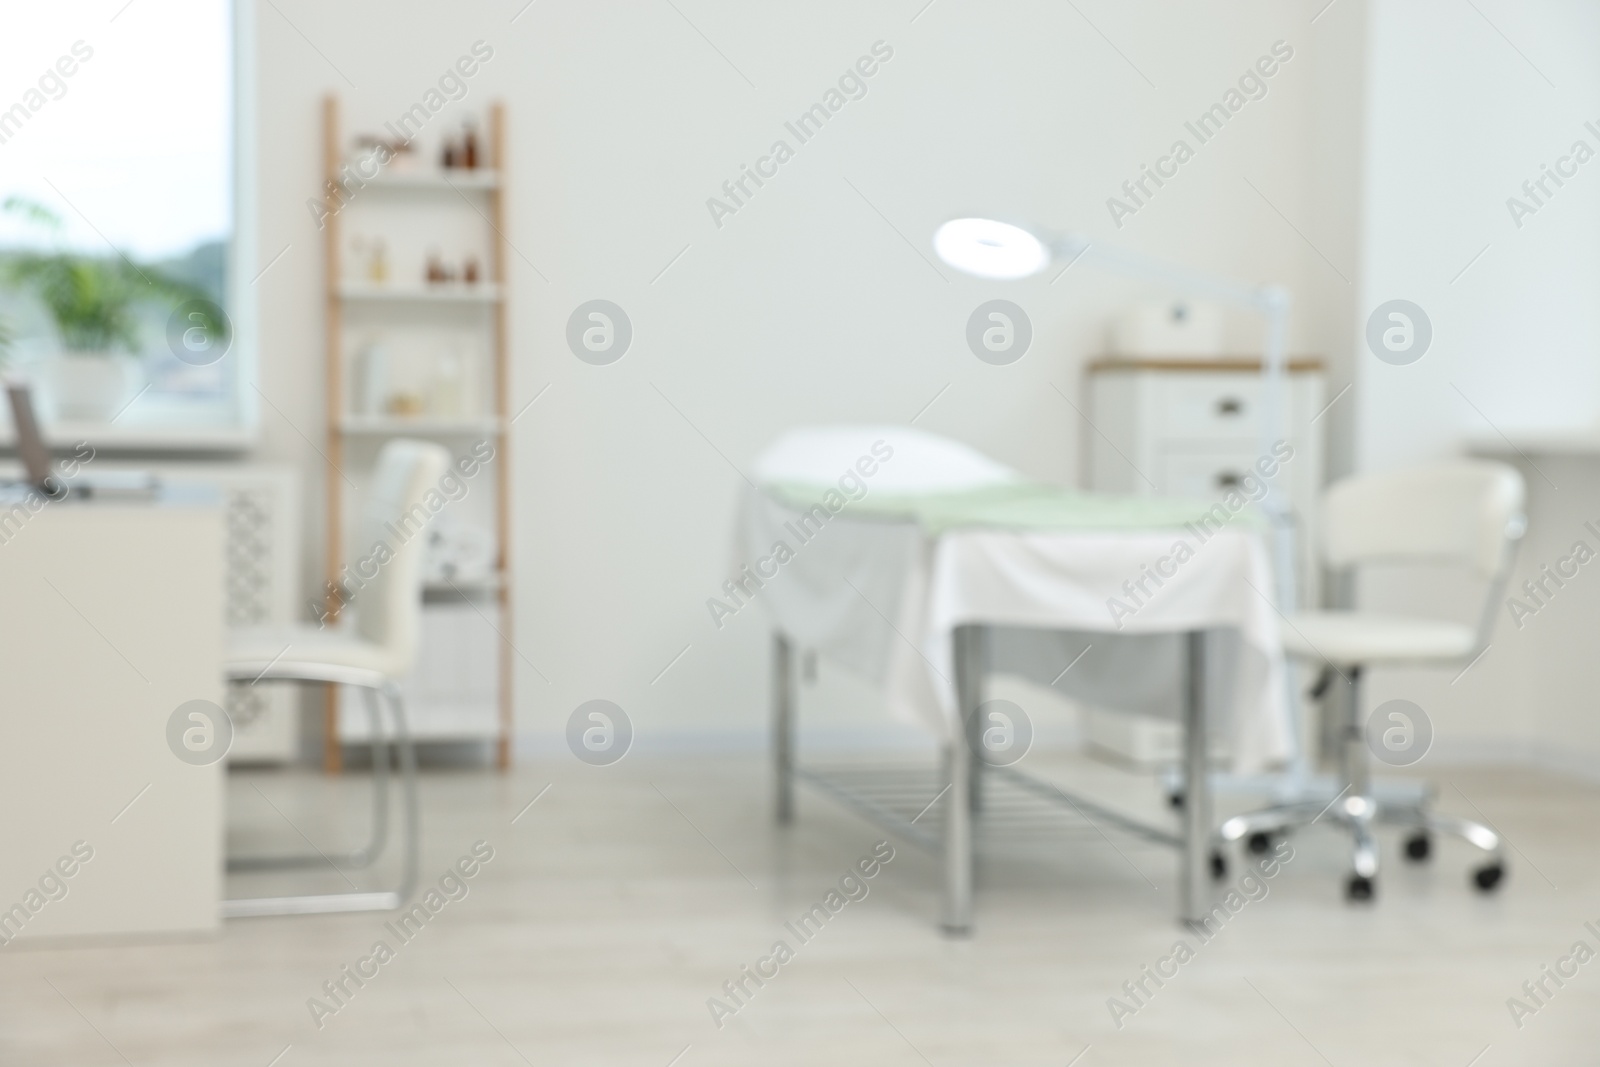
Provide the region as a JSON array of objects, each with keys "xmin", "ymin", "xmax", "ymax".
[
  {"xmin": 1403, "ymin": 832, "xmax": 1431, "ymax": 862},
  {"xmin": 1346, "ymin": 875, "xmax": 1375, "ymax": 901},
  {"xmin": 1247, "ymin": 831, "xmax": 1275, "ymax": 855},
  {"xmin": 1168, "ymin": 792, "xmax": 1185, "ymax": 810},
  {"xmin": 1473, "ymin": 863, "xmax": 1505, "ymax": 892},
  {"xmin": 1210, "ymin": 851, "xmax": 1228, "ymax": 880}
]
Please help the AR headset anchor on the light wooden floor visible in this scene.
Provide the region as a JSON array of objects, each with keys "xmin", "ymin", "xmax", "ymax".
[{"xmin": 4, "ymin": 751, "xmax": 1598, "ymax": 1065}]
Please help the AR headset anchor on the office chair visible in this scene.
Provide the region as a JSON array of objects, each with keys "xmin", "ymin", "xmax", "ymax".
[
  {"xmin": 1218, "ymin": 460, "xmax": 1525, "ymax": 901},
  {"xmin": 223, "ymin": 439, "xmax": 450, "ymax": 917}
]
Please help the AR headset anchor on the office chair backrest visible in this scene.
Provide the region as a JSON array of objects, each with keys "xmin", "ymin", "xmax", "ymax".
[
  {"xmin": 1321, "ymin": 460, "xmax": 1526, "ymax": 579},
  {"xmin": 352, "ymin": 439, "xmax": 451, "ymax": 671}
]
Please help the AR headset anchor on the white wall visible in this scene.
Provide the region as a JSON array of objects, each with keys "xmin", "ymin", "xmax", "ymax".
[
  {"xmin": 1355, "ymin": 0, "xmax": 1600, "ymax": 770},
  {"xmin": 1358, "ymin": 0, "xmax": 1600, "ymax": 467},
  {"xmin": 248, "ymin": 1, "xmax": 1360, "ymax": 748}
]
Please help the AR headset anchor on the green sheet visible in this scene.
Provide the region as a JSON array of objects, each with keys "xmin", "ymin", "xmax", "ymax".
[{"xmin": 762, "ymin": 480, "xmax": 1267, "ymax": 537}]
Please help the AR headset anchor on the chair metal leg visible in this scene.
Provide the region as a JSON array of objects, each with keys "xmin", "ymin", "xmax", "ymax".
[
  {"xmin": 387, "ymin": 681, "xmax": 420, "ymax": 904},
  {"xmin": 1422, "ymin": 812, "xmax": 1502, "ymax": 856},
  {"xmin": 223, "ymin": 681, "xmax": 420, "ymax": 918},
  {"xmin": 1347, "ymin": 810, "xmax": 1379, "ymax": 880},
  {"xmin": 1219, "ymin": 802, "xmax": 1324, "ymax": 844},
  {"xmin": 227, "ymin": 683, "xmax": 392, "ymax": 872}
]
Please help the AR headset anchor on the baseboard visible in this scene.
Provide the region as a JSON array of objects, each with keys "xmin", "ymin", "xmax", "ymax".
[{"xmin": 1428, "ymin": 735, "xmax": 1600, "ymax": 783}]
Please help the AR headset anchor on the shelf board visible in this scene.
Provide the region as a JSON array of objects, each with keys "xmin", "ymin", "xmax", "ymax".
[
  {"xmin": 423, "ymin": 573, "xmax": 505, "ymax": 596},
  {"xmin": 338, "ymin": 283, "xmax": 502, "ymax": 303},
  {"xmin": 339, "ymin": 416, "xmax": 502, "ymax": 436},
  {"xmin": 364, "ymin": 168, "xmax": 500, "ymax": 190}
]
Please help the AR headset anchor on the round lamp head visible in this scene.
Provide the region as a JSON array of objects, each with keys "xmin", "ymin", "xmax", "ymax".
[{"xmin": 933, "ymin": 218, "xmax": 1051, "ymax": 280}]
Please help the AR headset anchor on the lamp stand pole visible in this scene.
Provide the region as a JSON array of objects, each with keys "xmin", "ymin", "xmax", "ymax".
[{"xmin": 1056, "ymin": 238, "xmax": 1310, "ymax": 789}]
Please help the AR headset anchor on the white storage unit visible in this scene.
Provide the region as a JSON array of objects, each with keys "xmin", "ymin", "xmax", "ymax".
[
  {"xmin": 1083, "ymin": 357, "xmax": 1326, "ymax": 766},
  {"xmin": 1085, "ymin": 358, "xmax": 1325, "ymax": 568},
  {"xmin": 0, "ymin": 495, "xmax": 225, "ymax": 939}
]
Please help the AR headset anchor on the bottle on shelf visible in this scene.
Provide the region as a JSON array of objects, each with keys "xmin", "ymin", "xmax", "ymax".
[
  {"xmin": 425, "ymin": 249, "xmax": 446, "ymax": 285},
  {"xmin": 441, "ymin": 137, "xmax": 458, "ymax": 170},
  {"xmin": 389, "ymin": 138, "xmax": 418, "ymax": 173},
  {"xmin": 387, "ymin": 391, "xmax": 424, "ymax": 417},
  {"xmin": 431, "ymin": 346, "xmax": 466, "ymax": 417},
  {"xmin": 367, "ymin": 238, "xmax": 389, "ymax": 284},
  {"xmin": 462, "ymin": 120, "xmax": 479, "ymax": 169},
  {"xmin": 463, "ymin": 256, "xmax": 480, "ymax": 284}
]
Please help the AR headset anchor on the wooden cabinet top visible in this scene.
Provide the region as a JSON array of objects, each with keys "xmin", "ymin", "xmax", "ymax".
[{"xmin": 1087, "ymin": 356, "xmax": 1325, "ymax": 373}]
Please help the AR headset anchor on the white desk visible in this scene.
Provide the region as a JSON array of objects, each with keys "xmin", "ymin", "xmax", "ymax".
[{"xmin": 0, "ymin": 487, "xmax": 223, "ymax": 941}]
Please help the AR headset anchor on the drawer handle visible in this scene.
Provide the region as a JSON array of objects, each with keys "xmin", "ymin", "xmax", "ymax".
[
  {"xmin": 1216, "ymin": 472, "xmax": 1243, "ymax": 489},
  {"xmin": 1216, "ymin": 397, "xmax": 1244, "ymax": 416}
]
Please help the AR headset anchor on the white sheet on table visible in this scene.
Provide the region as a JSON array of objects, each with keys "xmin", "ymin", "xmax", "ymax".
[
  {"xmin": 734, "ymin": 425, "xmax": 1292, "ymax": 773},
  {"xmin": 904, "ymin": 527, "xmax": 1288, "ymax": 771}
]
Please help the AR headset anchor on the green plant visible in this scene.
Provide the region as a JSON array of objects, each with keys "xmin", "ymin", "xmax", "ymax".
[{"xmin": 1, "ymin": 198, "xmax": 218, "ymax": 356}]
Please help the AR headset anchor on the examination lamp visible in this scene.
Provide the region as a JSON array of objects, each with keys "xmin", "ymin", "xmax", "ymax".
[{"xmin": 930, "ymin": 218, "xmax": 1052, "ymax": 280}]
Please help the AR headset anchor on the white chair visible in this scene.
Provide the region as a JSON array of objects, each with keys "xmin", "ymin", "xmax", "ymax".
[
  {"xmin": 1219, "ymin": 460, "xmax": 1526, "ymax": 900},
  {"xmin": 223, "ymin": 439, "xmax": 450, "ymax": 917}
]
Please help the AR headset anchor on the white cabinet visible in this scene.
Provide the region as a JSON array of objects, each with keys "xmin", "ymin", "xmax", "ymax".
[
  {"xmin": 1085, "ymin": 359, "xmax": 1325, "ymax": 576},
  {"xmin": 0, "ymin": 495, "xmax": 224, "ymax": 938}
]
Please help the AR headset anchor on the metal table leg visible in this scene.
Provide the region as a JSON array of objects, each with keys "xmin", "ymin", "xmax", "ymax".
[
  {"xmin": 943, "ymin": 625, "xmax": 983, "ymax": 935},
  {"xmin": 1180, "ymin": 629, "xmax": 1213, "ymax": 924},
  {"xmin": 773, "ymin": 632, "xmax": 795, "ymax": 825},
  {"xmin": 965, "ymin": 628, "xmax": 989, "ymax": 815}
]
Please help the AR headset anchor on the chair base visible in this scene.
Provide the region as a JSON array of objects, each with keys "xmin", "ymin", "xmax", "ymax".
[
  {"xmin": 1219, "ymin": 792, "xmax": 1506, "ymax": 901},
  {"xmin": 1220, "ymin": 662, "xmax": 1508, "ymax": 901}
]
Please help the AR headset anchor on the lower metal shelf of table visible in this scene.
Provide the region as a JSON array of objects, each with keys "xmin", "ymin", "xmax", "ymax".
[
  {"xmin": 796, "ymin": 762, "xmax": 1181, "ymax": 855},
  {"xmin": 774, "ymin": 626, "xmax": 1217, "ymax": 934}
]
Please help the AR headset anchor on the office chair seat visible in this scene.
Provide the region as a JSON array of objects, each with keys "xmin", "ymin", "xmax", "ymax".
[
  {"xmin": 227, "ymin": 624, "xmax": 407, "ymax": 685},
  {"xmin": 1281, "ymin": 611, "xmax": 1477, "ymax": 666}
]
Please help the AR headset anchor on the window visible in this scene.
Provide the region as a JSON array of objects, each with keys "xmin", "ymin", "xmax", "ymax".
[{"xmin": 0, "ymin": 0, "xmax": 253, "ymax": 446}]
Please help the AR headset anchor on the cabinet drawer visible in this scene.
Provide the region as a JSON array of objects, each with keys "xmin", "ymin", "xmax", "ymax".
[
  {"xmin": 1158, "ymin": 374, "xmax": 1261, "ymax": 439},
  {"xmin": 1159, "ymin": 450, "xmax": 1270, "ymax": 499}
]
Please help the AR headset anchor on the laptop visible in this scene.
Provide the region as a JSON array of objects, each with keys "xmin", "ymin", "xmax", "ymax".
[{"xmin": 6, "ymin": 383, "xmax": 159, "ymax": 500}]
